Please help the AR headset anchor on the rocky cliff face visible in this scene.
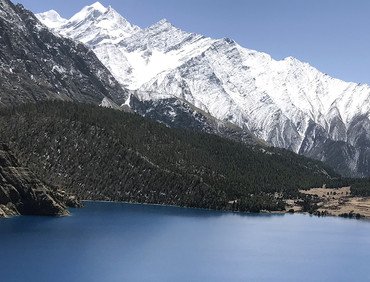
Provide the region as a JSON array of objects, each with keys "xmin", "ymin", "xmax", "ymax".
[
  {"xmin": 37, "ymin": 2, "xmax": 370, "ymax": 177},
  {"xmin": 0, "ymin": 0, "xmax": 128, "ymax": 107},
  {"xmin": 0, "ymin": 143, "xmax": 73, "ymax": 217}
]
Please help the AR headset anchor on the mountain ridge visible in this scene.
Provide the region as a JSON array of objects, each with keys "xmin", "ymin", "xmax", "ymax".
[
  {"xmin": 37, "ymin": 2, "xmax": 370, "ymax": 177},
  {"xmin": 0, "ymin": 0, "xmax": 129, "ymax": 107}
]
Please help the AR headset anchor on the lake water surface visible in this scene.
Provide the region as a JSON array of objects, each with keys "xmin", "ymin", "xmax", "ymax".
[{"xmin": 1, "ymin": 202, "xmax": 370, "ymax": 282}]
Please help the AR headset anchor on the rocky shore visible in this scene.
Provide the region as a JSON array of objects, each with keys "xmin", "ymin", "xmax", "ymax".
[{"xmin": 0, "ymin": 143, "xmax": 80, "ymax": 218}]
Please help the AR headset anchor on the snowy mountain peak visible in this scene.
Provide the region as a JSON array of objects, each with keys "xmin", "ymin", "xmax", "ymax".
[
  {"xmin": 283, "ymin": 55, "xmax": 306, "ymax": 66},
  {"xmin": 99, "ymin": 6, "xmax": 141, "ymax": 37},
  {"xmin": 148, "ymin": 18, "xmax": 180, "ymax": 33},
  {"xmin": 153, "ymin": 18, "xmax": 172, "ymax": 27},
  {"xmin": 68, "ymin": 2, "xmax": 107, "ymax": 25},
  {"xmin": 87, "ymin": 2, "xmax": 107, "ymax": 13},
  {"xmin": 38, "ymin": 9, "xmax": 63, "ymax": 18},
  {"xmin": 223, "ymin": 37, "xmax": 235, "ymax": 45},
  {"xmin": 36, "ymin": 10, "xmax": 67, "ymax": 28},
  {"xmin": 37, "ymin": 2, "xmax": 140, "ymax": 46}
]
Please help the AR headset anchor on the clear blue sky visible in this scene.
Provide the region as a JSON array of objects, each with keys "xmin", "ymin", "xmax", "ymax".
[{"xmin": 15, "ymin": 0, "xmax": 370, "ymax": 84}]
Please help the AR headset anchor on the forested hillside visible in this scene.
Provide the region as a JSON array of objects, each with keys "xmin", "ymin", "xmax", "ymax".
[{"xmin": 0, "ymin": 102, "xmax": 339, "ymax": 211}]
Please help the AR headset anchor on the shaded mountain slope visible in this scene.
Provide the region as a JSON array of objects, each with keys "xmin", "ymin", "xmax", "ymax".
[{"xmin": 0, "ymin": 0, "xmax": 128, "ymax": 107}]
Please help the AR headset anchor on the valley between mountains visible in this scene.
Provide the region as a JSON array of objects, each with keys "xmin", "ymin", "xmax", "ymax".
[{"xmin": 0, "ymin": 0, "xmax": 370, "ymax": 218}]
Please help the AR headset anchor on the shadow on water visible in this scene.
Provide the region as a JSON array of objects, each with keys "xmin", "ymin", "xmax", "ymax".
[
  {"xmin": 0, "ymin": 202, "xmax": 287, "ymax": 246},
  {"xmin": 81, "ymin": 201, "xmax": 286, "ymax": 219}
]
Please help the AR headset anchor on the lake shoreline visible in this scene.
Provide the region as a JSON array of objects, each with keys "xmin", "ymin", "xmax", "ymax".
[
  {"xmin": 3, "ymin": 191, "xmax": 369, "ymax": 221},
  {"xmin": 81, "ymin": 198, "xmax": 370, "ymax": 221},
  {"xmin": 287, "ymin": 187, "xmax": 370, "ymax": 220}
]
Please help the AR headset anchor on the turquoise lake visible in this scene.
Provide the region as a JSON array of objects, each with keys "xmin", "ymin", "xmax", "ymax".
[{"xmin": 0, "ymin": 202, "xmax": 369, "ymax": 282}]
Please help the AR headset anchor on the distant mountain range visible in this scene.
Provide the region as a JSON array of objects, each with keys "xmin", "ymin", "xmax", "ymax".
[{"xmin": 37, "ymin": 2, "xmax": 370, "ymax": 177}]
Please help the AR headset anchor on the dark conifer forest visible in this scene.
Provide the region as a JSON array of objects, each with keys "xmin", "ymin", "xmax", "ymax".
[{"xmin": 0, "ymin": 102, "xmax": 343, "ymax": 212}]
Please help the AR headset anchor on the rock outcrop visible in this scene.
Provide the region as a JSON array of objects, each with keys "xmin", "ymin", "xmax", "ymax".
[{"xmin": 0, "ymin": 143, "xmax": 72, "ymax": 217}]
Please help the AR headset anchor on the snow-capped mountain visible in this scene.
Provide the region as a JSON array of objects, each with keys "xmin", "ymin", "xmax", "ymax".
[
  {"xmin": 57, "ymin": 2, "xmax": 140, "ymax": 46},
  {"xmin": 36, "ymin": 9, "xmax": 67, "ymax": 28},
  {"xmin": 37, "ymin": 2, "xmax": 370, "ymax": 177}
]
